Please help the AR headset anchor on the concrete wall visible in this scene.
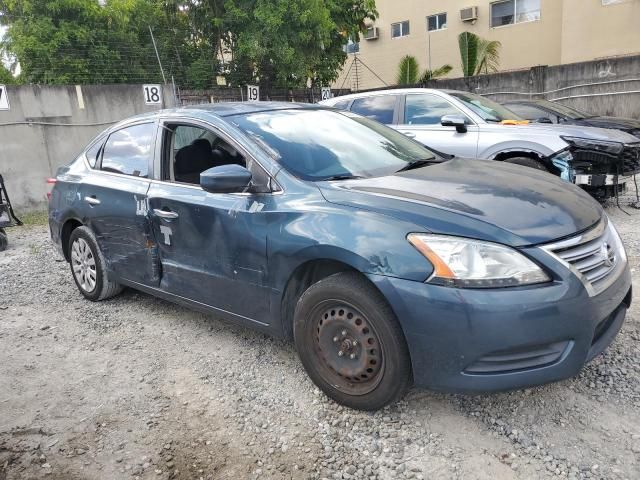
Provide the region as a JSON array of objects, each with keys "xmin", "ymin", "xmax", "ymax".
[
  {"xmin": 334, "ymin": 0, "xmax": 640, "ymax": 91},
  {"xmin": 0, "ymin": 84, "xmax": 175, "ymax": 209},
  {"xmin": 421, "ymin": 54, "xmax": 640, "ymax": 119}
]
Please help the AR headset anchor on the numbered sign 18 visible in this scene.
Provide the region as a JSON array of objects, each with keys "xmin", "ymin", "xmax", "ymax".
[
  {"xmin": 321, "ymin": 87, "xmax": 332, "ymax": 101},
  {"xmin": 0, "ymin": 85, "xmax": 10, "ymax": 111},
  {"xmin": 143, "ymin": 84, "xmax": 162, "ymax": 105},
  {"xmin": 247, "ymin": 85, "xmax": 260, "ymax": 102}
]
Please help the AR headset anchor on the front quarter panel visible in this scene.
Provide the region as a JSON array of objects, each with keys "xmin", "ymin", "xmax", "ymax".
[{"xmin": 477, "ymin": 125, "xmax": 565, "ymax": 159}]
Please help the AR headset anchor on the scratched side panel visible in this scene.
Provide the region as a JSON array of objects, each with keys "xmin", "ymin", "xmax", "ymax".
[{"xmin": 147, "ymin": 182, "xmax": 270, "ymax": 322}]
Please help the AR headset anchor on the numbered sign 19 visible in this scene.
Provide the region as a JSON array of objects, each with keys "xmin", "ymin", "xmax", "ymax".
[
  {"xmin": 321, "ymin": 87, "xmax": 332, "ymax": 101},
  {"xmin": 247, "ymin": 85, "xmax": 260, "ymax": 102},
  {"xmin": 143, "ymin": 84, "xmax": 162, "ymax": 105},
  {"xmin": 0, "ymin": 85, "xmax": 10, "ymax": 111}
]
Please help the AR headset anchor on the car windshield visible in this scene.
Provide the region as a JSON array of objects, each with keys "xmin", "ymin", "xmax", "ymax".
[
  {"xmin": 231, "ymin": 109, "xmax": 438, "ymax": 181},
  {"xmin": 449, "ymin": 92, "xmax": 523, "ymax": 123},
  {"xmin": 540, "ymin": 100, "xmax": 592, "ymax": 120}
]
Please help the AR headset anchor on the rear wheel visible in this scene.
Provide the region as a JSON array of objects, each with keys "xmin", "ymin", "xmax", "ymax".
[
  {"xmin": 504, "ymin": 156, "xmax": 548, "ymax": 171},
  {"xmin": 293, "ymin": 272, "xmax": 411, "ymax": 410},
  {"xmin": 0, "ymin": 228, "xmax": 7, "ymax": 252},
  {"xmin": 68, "ymin": 226, "xmax": 123, "ymax": 301}
]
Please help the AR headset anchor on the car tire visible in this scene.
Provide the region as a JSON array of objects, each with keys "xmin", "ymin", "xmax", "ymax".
[
  {"xmin": 68, "ymin": 226, "xmax": 123, "ymax": 301},
  {"xmin": 0, "ymin": 228, "xmax": 7, "ymax": 252},
  {"xmin": 504, "ymin": 156, "xmax": 548, "ymax": 171},
  {"xmin": 293, "ymin": 272, "xmax": 412, "ymax": 410}
]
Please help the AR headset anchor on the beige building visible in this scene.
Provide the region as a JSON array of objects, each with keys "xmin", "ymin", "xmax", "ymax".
[{"xmin": 334, "ymin": 0, "xmax": 640, "ymax": 90}]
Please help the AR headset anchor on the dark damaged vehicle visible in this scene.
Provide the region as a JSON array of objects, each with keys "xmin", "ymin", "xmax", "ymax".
[{"xmin": 49, "ymin": 103, "xmax": 632, "ymax": 410}]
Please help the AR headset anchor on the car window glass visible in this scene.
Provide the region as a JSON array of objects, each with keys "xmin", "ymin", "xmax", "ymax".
[
  {"xmin": 449, "ymin": 92, "xmax": 523, "ymax": 122},
  {"xmin": 331, "ymin": 99, "xmax": 351, "ymax": 111},
  {"xmin": 405, "ymin": 94, "xmax": 469, "ymax": 125},
  {"xmin": 85, "ymin": 140, "xmax": 103, "ymax": 168},
  {"xmin": 231, "ymin": 109, "xmax": 437, "ymax": 181},
  {"xmin": 350, "ymin": 96, "xmax": 396, "ymax": 124},
  {"xmin": 101, "ymin": 123, "xmax": 155, "ymax": 177},
  {"xmin": 167, "ymin": 125, "xmax": 247, "ymax": 185},
  {"xmin": 506, "ymin": 104, "xmax": 555, "ymax": 122}
]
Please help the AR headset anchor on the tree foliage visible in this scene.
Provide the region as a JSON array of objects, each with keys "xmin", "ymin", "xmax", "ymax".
[
  {"xmin": 419, "ymin": 64, "xmax": 452, "ymax": 83},
  {"xmin": 0, "ymin": 0, "xmax": 377, "ymax": 88},
  {"xmin": 458, "ymin": 31, "xmax": 501, "ymax": 77},
  {"xmin": 396, "ymin": 55, "xmax": 452, "ymax": 85}
]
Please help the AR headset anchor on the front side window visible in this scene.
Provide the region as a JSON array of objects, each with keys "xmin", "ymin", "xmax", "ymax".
[
  {"xmin": 449, "ymin": 92, "xmax": 524, "ymax": 123},
  {"xmin": 231, "ymin": 109, "xmax": 436, "ymax": 181},
  {"xmin": 350, "ymin": 96, "xmax": 397, "ymax": 124},
  {"xmin": 491, "ymin": 0, "xmax": 540, "ymax": 27},
  {"xmin": 165, "ymin": 124, "xmax": 246, "ymax": 185},
  {"xmin": 101, "ymin": 123, "xmax": 155, "ymax": 177},
  {"xmin": 427, "ymin": 13, "xmax": 447, "ymax": 31},
  {"xmin": 405, "ymin": 94, "xmax": 468, "ymax": 125},
  {"xmin": 391, "ymin": 21, "xmax": 410, "ymax": 38}
]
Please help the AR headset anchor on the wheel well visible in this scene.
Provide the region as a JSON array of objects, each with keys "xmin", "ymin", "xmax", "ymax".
[
  {"xmin": 493, "ymin": 151, "xmax": 542, "ymax": 161},
  {"xmin": 280, "ymin": 259, "xmax": 358, "ymax": 340},
  {"xmin": 61, "ymin": 219, "xmax": 83, "ymax": 261}
]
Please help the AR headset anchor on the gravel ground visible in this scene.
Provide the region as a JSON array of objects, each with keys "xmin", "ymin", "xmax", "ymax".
[{"xmin": 0, "ymin": 205, "xmax": 639, "ymax": 480}]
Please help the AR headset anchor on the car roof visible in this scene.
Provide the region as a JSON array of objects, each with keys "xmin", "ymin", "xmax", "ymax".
[{"xmin": 320, "ymin": 88, "xmax": 468, "ymax": 103}]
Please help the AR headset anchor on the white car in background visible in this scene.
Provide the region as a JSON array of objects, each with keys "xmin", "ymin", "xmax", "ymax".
[{"xmin": 320, "ymin": 88, "xmax": 640, "ymax": 200}]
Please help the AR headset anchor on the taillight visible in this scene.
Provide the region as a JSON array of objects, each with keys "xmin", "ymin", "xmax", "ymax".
[{"xmin": 46, "ymin": 178, "xmax": 57, "ymax": 201}]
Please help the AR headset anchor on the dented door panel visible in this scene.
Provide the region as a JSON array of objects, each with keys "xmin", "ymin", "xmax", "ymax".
[{"xmin": 147, "ymin": 182, "xmax": 270, "ymax": 322}]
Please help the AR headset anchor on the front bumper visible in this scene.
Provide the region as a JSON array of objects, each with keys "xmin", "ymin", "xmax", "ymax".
[{"xmin": 368, "ymin": 252, "xmax": 632, "ymax": 393}]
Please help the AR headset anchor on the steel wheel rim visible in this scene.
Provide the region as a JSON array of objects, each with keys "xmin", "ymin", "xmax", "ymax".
[
  {"xmin": 71, "ymin": 238, "xmax": 97, "ymax": 293},
  {"xmin": 312, "ymin": 301, "xmax": 384, "ymax": 395}
]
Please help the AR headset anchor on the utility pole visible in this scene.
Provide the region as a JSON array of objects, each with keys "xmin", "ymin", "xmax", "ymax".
[{"xmin": 149, "ymin": 26, "xmax": 167, "ymax": 84}]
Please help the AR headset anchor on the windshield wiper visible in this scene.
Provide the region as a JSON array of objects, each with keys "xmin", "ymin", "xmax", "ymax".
[
  {"xmin": 396, "ymin": 159, "xmax": 434, "ymax": 173},
  {"xmin": 322, "ymin": 174, "xmax": 364, "ymax": 181}
]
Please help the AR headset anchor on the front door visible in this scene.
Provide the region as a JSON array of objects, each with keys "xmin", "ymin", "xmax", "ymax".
[
  {"xmin": 83, "ymin": 121, "xmax": 159, "ymax": 285},
  {"xmin": 396, "ymin": 93, "xmax": 480, "ymax": 158},
  {"xmin": 147, "ymin": 121, "xmax": 272, "ymax": 323}
]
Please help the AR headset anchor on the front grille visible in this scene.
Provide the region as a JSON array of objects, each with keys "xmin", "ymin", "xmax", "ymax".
[
  {"xmin": 544, "ymin": 219, "xmax": 624, "ymax": 296},
  {"xmin": 621, "ymin": 144, "xmax": 640, "ymax": 175}
]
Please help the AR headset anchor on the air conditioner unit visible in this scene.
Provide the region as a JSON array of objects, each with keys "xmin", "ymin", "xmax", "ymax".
[
  {"xmin": 364, "ymin": 26, "xmax": 379, "ymax": 40},
  {"xmin": 460, "ymin": 6, "xmax": 478, "ymax": 22}
]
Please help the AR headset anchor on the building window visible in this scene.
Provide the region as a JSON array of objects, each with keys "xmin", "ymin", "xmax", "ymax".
[
  {"xmin": 427, "ymin": 13, "xmax": 447, "ymax": 31},
  {"xmin": 491, "ymin": 0, "xmax": 540, "ymax": 27},
  {"xmin": 391, "ymin": 21, "xmax": 410, "ymax": 38},
  {"xmin": 343, "ymin": 38, "xmax": 360, "ymax": 54}
]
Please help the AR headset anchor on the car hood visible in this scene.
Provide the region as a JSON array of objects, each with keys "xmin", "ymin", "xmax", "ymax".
[
  {"xmin": 492, "ymin": 122, "xmax": 640, "ymax": 143},
  {"xmin": 318, "ymin": 158, "xmax": 602, "ymax": 247},
  {"xmin": 577, "ymin": 116, "xmax": 640, "ymax": 134}
]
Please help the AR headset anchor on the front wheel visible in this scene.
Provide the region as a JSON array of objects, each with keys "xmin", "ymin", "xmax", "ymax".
[{"xmin": 293, "ymin": 272, "xmax": 412, "ymax": 410}]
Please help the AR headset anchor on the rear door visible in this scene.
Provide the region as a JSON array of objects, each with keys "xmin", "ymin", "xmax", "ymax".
[
  {"xmin": 396, "ymin": 93, "xmax": 479, "ymax": 157},
  {"xmin": 146, "ymin": 119, "xmax": 274, "ymax": 322},
  {"xmin": 81, "ymin": 121, "xmax": 159, "ymax": 285}
]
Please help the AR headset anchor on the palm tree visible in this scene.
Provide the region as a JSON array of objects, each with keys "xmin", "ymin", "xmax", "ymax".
[
  {"xmin": 420, "ymin": 64, "xmax": 453, "ymax": 83},
  {"xmin": 396, "ymin": 55, "xmax": 420, "ymax": 85},
  {"xmin": 458, "ymin": 32, "xmax": 501, "ymax": 76}
]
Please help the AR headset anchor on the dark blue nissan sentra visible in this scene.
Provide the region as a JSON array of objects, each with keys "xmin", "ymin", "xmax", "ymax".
[{"xmin": 49, "ymin": 102, "xmax": 632, "ymax": 410}]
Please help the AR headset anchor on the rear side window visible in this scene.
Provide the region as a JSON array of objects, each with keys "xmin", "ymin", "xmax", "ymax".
[
  {"xmin": 405, "ymin": 94, "xmax": 468, "ymax": 125},
  {"xmin": 101, "ymin": 123, "xmax": 155, "ymax": 177},
  {"xmin": 350, "ymin": 96, "xmax": 396, "ymax": 124}
]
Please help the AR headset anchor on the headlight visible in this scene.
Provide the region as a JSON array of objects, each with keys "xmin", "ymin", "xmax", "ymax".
[
  {"xmin": 561, "ymin": 136, "xmax": 624, "ymax": 155},
  {"xmin": 408, "ymin": 234, "xmax": 550, "ymax": 288}
]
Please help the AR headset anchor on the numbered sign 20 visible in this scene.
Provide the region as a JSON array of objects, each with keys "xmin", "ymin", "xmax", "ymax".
[
  {"xmin": 0, "ymin": 85, "xmax": 10, "ymax": 110},
  {"xmin": 321, "ymin": 87, "xmax": 332, "ymax": 101},
  {"xmin": 143, "ymin": 84, "xmax": 162, "ymax": 105},
  {"xmin": 247, "ymin": 85, "xmax": 260, "ymax": 102}
]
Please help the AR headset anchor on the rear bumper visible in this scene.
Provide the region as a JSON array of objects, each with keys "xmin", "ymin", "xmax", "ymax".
[{"xmin": 368, "ymin": 261, "xmax": 631, "ymax": 393}]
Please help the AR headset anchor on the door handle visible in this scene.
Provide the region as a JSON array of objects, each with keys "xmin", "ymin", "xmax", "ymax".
[
  {"xmin": 153, "ymin": 208, "xmax": 179, "ymax": 219},
  {"xmin": 84, "ymin": 196, "xmax": 101, "ymax": 206},
  {"xmin": 401, "ymin": 131, "xmax": 416, "ymax": 138}
]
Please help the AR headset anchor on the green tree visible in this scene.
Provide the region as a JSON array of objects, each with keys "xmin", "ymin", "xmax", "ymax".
[
  {"xmin": 0, "ymin": 63, "xmax": 15, "ymax": 83},
  {"xmin": 419, "ymin": 64, "xmax": 452, "ymax": 83},
  {"xmin": 396, "ymin": 55, "xmax": 419, "ymax": 85},
  {"xmin": 458, "ymin": 31, "xmax": 501, "ymax": 77}
]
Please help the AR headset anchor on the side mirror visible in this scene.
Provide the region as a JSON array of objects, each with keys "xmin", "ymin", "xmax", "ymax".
[
  {"xmin": 536, "ymin": 117, "xmax": 553, "ymax": 124},
  {"xmin": 441, "ymin": 115, "xmax": 468, "ymax": 133},
  {"xmin": 200, "ymin": 164, "xmax": 252, "ymax": 194}
]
